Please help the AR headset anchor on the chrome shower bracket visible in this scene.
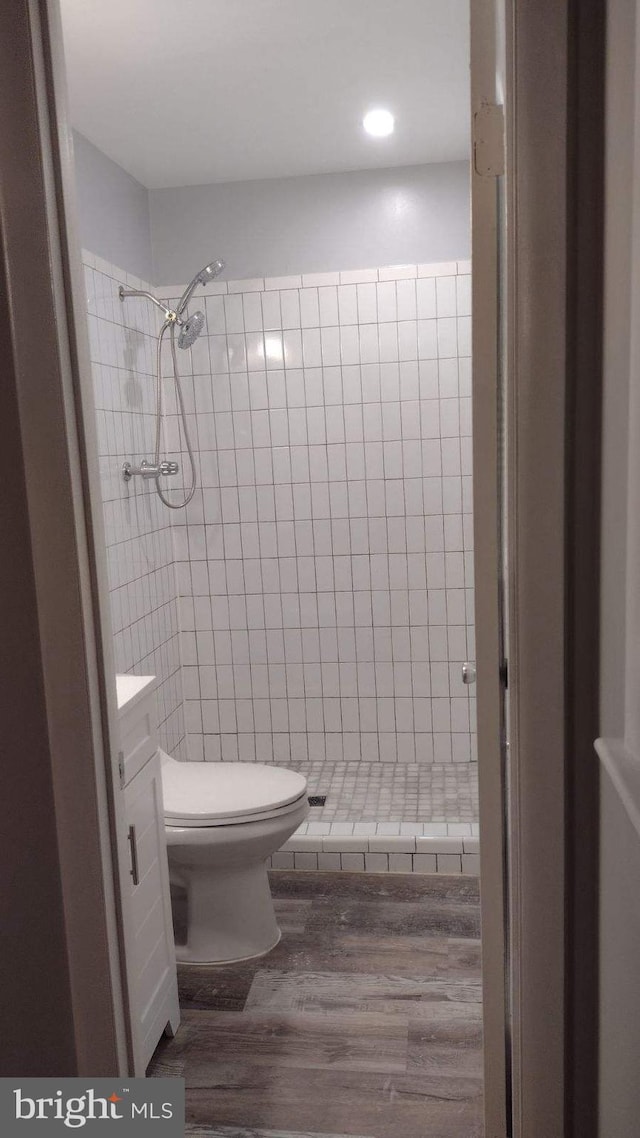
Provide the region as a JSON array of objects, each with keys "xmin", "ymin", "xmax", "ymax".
[{"xmin": 122, "ymin": 460, "xmax": 180, "ymax": 482}]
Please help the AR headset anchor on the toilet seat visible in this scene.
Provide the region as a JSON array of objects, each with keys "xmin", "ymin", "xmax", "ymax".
[{"xmin": 160, "ymin": 750, "xmax": 308, "ymax": 828}]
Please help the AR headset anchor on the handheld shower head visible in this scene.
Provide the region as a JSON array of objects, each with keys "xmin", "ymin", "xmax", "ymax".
[
  {"xmin": 177, "ymin": 258, "xmax": 225, "ymax": 316},
  {"xmin": 197, "ymin": 260, "xmax": 225, "ymax": 285},
  {"xmin": 177, "ymin": 309, "xmax": 205, "ymax": 349}
]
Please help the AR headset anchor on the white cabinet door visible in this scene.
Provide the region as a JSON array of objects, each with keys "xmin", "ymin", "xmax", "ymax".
[{"xmin": 124, "ymin": 751, "xmax": 180, "ymax": 1074}]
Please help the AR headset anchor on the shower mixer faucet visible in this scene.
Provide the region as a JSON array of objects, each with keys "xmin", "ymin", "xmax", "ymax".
[{"xmin": 122, "ymin": 460, "xmax": 180, "ymax": 482}]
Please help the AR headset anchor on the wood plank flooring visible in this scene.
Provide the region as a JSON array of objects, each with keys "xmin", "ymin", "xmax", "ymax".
[{"xmin": 149, "ymin": 871, "xmax": 483, "ymax": 1138}]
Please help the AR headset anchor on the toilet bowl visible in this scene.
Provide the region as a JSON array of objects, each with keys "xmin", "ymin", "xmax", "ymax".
[{"xmin": 160, "ymin": 751, "xmax": 308, "ymax": 964}]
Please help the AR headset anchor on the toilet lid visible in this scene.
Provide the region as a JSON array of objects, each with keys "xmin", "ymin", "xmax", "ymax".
[{"xmin": 160, "ymin": 751, "xmax": 307, "ymax": 824}]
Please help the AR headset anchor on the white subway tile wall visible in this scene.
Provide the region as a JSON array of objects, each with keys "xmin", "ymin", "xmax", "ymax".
[
  {"xmin": 82, "ymin": 251, "xmax": 188, "ymax": 759},
  {"xmin": 165, "ymin": 261, "xmax": 475, "ymax": 765}
]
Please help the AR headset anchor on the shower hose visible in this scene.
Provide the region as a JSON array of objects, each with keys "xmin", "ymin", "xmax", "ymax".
[{"xmin": 154, "ymin": 318, "xmax": 197, "ymax": 510}]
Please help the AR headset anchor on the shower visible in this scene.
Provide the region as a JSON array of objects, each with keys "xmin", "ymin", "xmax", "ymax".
[{"xmin": 119, "ymin": 258, "xmax": 225, "ymax": 509}]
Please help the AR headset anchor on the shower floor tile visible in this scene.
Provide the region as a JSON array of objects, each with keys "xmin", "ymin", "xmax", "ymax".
[{"xmin": 288, "ymin": 761, "xmax": 479, "ymax": 824}]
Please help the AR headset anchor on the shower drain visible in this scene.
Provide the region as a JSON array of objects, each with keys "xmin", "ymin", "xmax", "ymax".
[{"xmin": 307, "ymin": 795, "xmax": 327, "ymax": 807}]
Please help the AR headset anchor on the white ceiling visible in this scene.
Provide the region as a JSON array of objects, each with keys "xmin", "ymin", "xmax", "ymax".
[{"xmin": 60, "ymin": 0, "xmax": 469, "ymax": 190}]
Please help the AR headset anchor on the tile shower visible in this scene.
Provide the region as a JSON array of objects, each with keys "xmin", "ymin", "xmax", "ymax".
[{"xmin": 83, "ymin": 250, "xmax": 478, "ymax": 872}]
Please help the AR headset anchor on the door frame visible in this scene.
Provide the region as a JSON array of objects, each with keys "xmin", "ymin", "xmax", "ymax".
[
  {"xmin": 473, "ymin": 2, "xmax": 571, "ymax": 1132},
  {"xmin": 474, "ymin": 2, "xmax": 605, "ymax": 1136},
  {"xmin": 0, "ymin": 0, "xmax": 131, "ymax": 1074},
  {"xmin": 39, "ymin": 0, "xmax": 143, "ymax": 1076},
  {"xmin": 470, "ymin": 2, "xmax": 509, "ymax": 1133},
  {"xmin": 504, "ymin": 1, "xmax": 571, "ymax": 1133}
]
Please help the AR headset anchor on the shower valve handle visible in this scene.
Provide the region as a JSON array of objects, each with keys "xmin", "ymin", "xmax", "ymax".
[
  {"xmin": 462, "ymin": 662, "xmax": 476, "ymax": 685},
  {"xmin": 123, "ymin": 459, "xmax": 180, "ymax": 481}
]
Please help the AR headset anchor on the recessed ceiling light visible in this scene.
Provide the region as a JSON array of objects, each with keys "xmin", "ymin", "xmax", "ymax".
[{"xmin": 363, "ymin": 108, "xmax": 395, "ymax": 138}]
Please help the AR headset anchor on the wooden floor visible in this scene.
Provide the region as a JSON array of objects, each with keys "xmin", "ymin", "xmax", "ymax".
[{"xmin": 149, "ymin": 871, "xmax": 483, "ymax": 1138}]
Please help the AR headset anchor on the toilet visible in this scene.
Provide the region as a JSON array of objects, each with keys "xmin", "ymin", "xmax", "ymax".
[{"xmin": 160, "ymin": 751, "xmax": 308, "ymax": 965}]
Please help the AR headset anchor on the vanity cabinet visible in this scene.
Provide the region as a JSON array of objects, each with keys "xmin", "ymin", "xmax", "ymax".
[{"xmin": 116, "ymin": 675, "xmax": 179, "ymax": 1075}]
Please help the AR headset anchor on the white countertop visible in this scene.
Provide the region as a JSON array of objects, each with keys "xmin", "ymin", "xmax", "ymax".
[{"xmin": 116, "ymin": 673, "xmax": 156, "ymax": 715}]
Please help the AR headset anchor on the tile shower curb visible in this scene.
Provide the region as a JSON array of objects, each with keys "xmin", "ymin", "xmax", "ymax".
[{"xmin": 268, "ymin": 820, "xmax": 480, "ymax": 874}]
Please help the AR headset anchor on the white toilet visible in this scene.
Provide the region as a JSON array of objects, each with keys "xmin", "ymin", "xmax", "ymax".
[{"xmin": 160, "ymin": 751, "xmax": 308, "ymax": 965}]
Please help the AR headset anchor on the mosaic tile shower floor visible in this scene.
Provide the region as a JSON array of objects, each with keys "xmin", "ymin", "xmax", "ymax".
[{"xmin": 288, "ymin": 760, "xmax": 479, "ymax": 823}]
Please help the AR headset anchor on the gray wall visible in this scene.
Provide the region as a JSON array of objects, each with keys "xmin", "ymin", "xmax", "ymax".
[
  {"xmin": 72, "ymin": 131, "xmax": 469, "ymax": 292},
  {"xmin": 73, "ymin": 131, "xmax": 153, "ymax": 281},
  {"xmin": 150, "ymin": 161, "xmax": 470, "ymax": 284}
]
